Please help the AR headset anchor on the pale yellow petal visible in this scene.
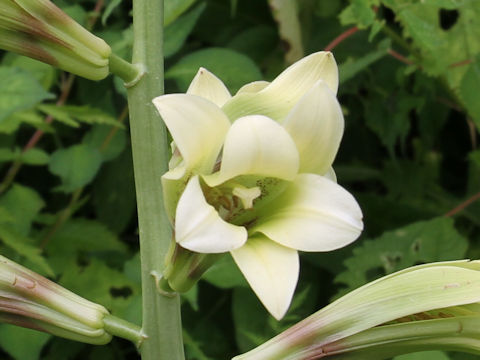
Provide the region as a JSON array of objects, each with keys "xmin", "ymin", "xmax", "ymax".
[{"xmin": 187, "ymin": 67, "xmax": 232, "ymax": 107}]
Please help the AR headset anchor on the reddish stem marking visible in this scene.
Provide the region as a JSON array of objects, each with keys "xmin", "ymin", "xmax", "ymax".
[
  {"xmin": 324, "ymin": 26, "xmax": 359, "ymax": 51},
  {"xmin": 445, "ymin": 191, "xmax": 480, "ymax": 217}
]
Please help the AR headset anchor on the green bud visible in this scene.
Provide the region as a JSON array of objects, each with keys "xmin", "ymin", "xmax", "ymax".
[
  {"xmin": 0, "ymin": 255, "xmax": 111, "ymax": 345},
  {"xmin": 0, "ymin": 0, "xmax": 111, "ymax": 80}
]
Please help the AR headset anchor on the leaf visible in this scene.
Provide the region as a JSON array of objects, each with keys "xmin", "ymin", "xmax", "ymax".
[
  {"xmin": 203, "ymin": 254, "xmax": 248, "ymax": 289},
  {"xmin": 268, "ymin": 0, "xmax": 304, "ymax": 63},
  {"xmin": 339, "ymin": 39, "xmax": 391, "ymax": 83},
  {"xmin": 459, "ymin": 56, "xmax": 480, "ymax": 129},
  {"xmin": 0, "ymin": 184, "xmax": 44, "ymax": 236},
  {"xmin": 59, "ymin": 259, "xmax": 139, "ymax": 317},
  {"xmin": 38, "ymin": 105, "xmax": 122, "ymax": 128},
  {"xmin": 164, "ymin": 3, "xmax": 207, "ymax": 58},
  {"xmin": 102, "ymin": 0, "xmax": 123, "ymax": 25},
  {"xmin": 92, "ymin": 149, "xmax": 136, "ymax": 234},
  {"xmin": 0, "ymin": 324, "xmax": 51, "ymax": 360},
  {"xmin": 164, "ymin": 0, "xmax": 198, "ymax": 26},
  {"xmin": 335, "ymin": 217, "xmax": 469, "ymax": 297},
  {"xmin": 339, "ymin": 0, "xmax": 378, "ymax": 28},
  {"xmin": 0, "ymin": 225, "xmax": 54, "ymax": 276},
  {"xmin": 49, "ymin": 144, "xmax": 103, "ymax": 192},
  {"xmin": 0, "ymin": 67, "xmax": 54, "ymax": 123},
  {"xmin": 166, "ymin": 48, "xmax": 262, "ymax": 94},
  {"xmin": 21, "ymin": 149, "xmax": 50, "ymax": 165},
  {"xmin": 83, "ymin": 125, "xmax": 127, "ymax": 162}
]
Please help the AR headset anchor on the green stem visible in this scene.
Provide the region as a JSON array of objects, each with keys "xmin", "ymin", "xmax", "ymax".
[
  {"xmin": 103, "ymin": 314, "xmax": 144, "ymax": 347},
  {"xmin": 127, "ymin": 0, "xmax": 185, "ymax": 359},
  {"xmin": 109, "ymin": 53, "xmax": 143, "ymax": 86}
]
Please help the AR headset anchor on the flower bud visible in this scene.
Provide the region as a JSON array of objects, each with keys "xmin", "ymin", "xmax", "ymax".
[
  {"xmin": 233, "ymin": 260, "xmax": 480, "ymax": 359},
  {"xmin": 0, "ymin": 255, "xmax": 111, "ymax": 345},
  {"xmin": 0, "ymin": 0, "xmax": 111, "ymax": 80}
]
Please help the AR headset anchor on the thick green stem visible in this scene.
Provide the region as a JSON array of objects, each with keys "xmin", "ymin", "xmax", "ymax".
[{"xmin": 126, "ymin": 0, "xmax": 185, "ymax": 359}]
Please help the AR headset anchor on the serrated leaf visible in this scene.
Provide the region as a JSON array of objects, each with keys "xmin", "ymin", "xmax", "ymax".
[
  {"xmin": 339, "ymin": 0, "xmax": 378, "ymax": 28},
  {"xmin": 38, "ymin": 105, "xmax": 122, "ymax": 128},
  {"xmin": 59, "ymin": 259, "xmax": 139, "ymax": 317},
  {"xmin": 0, "ymin": 67, "xmax": 54, "ymax": 123},
  {"xmin": 166, "ymin": 48, "xmax": 262, "ymax": 93},
  {"xmin": 335, "ymin": 217, "xmax": 468, "ymax": 297},
  {"xmin": 0, "ymin": 225, "xmax": 54, "ymax": 276},
  {"xmin": 49, "ymin": 144, "xmax": 103, "ymax": 192},
  {"xmin": 0, "ymin": 184, "xmax": 44, "ymax": 236},
  {"xmin": 0, "ymin": 324, "xmax": 51, "ymax": 360}
]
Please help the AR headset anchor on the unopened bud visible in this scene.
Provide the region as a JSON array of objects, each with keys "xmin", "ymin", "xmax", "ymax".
[{"xmin": 0, "ymin": 0, "xmax": 111, "ymax": 80}]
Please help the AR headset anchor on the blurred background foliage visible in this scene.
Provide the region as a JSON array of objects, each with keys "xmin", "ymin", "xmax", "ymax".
[{"xmin": 0, "ymin": 0, "xmax": 479, "ymax": 359}]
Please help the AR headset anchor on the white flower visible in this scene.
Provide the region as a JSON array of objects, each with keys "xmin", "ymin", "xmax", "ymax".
[{"xmin": 153, "ymin": 51, "xmax": 363, "ymax": 320}]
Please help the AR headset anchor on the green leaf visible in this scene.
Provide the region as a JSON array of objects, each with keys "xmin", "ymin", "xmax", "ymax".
[
  {"xmin": 459, "ymin": 56, "xmax": 480, "ymax": 129},
  {"xmin": 2, "ymin": 54, "xmax": 57, "ymax": 91},
  {"xmin": 339, "ymin": 39, "xmax": 390, "ymax": 83},
  {"xmin": 203, "ymin": 254, "xmax": 247, "ymax": 289},
  {"xmin": 339, "ymin": 0, "xmax": 378, "ymax": 28},
  {"xmin": 0, "ymin": 225, "xmax": 54, "ymax": 276},
  {"xmin": 164, "ymin": 3, "xmax": 206, "ymax": 58},
  {"xmin": 38, "ymin": 105, "xmax": 122, "ymax": 128},
  {"xmin": 102, "ymin": 0, "xmax": 123, "ymax": 25},
  {"xmin": 0, "ymin": 324, "xmax": 51, "ymax": 360},
  {"xmin": 59, "ymin": 259, "xmax": 139, "ymax": 317},
  {"xmin": 49, "ymin": 144, "xmax": 103, "ymax": 192},
  {"xmin": 0, "ymin": 67, "xmax": 54, "ymax": 123},
  {"xmin": 21, "ymin": 149, "xmax": 50, "ymax": 165},
  {"xmin": 335, "ymin": 217, "xmax": 468, "ymax": 297},
  {"xmin": 166, "ymin": 48, "xmax": 262, "ymax": 94},
  {"xmin": 164, "ymin": 0, "xmax": 198, "ymax": 26},
  {"xmin": 83, "ymin": 125, "xmax": 127, "ymax": 162},
  {"xmin": 92, "ymin": 149, "xmax": 136, "ymax": 234},
  {"xmin": 0, "ymin": 184, "xmax": 44, "ymax": 236}
]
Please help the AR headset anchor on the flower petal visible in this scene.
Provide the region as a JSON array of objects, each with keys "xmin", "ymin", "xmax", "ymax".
[
  {"xmin": 231, "ymin": 234, "xmax": 299, "ymax": 320},
  {"xmin": 222, "ymin": 51, "xmax": 338, "ymax": 122},
  {"xmin": 282, "ymin": 80, "xmax": 344, "ymax": 175},
  {"xmin": 253, "ymin": 174, "xmax": 363, "ymax": 252},
  {"xmin": 187, "ymin": 67, "xmax": 232, "ymax": 107},
  {"xmin": 152, "ymin": 94, "xmax": 230, "ymax": 174},
  {"xmin": 203, "ymin": 115, "xmax": 299, "ymax": 187},
  {"xmin": 236, "ymin": 81, "xmax": 269, "ymax": 95},
  {"xmin": 175, "ymin": 176, "xmax": 247, "ymax": 253}
]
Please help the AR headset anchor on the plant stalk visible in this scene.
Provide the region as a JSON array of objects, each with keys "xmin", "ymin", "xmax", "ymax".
[{"xmin": 126, "ymin": 0, "xmax": 185, "ymax": 359}]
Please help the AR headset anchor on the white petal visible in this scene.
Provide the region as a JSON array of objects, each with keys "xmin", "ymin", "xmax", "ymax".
[
  {"xmin": 203, "ymin": 115, "xmax": 299, "ymax": 187},
  {"xmin": 324, "ymin": 167, "xmax": 337, "ymax": 182},
  {"xmin": 187, "ymin": 67, "xmax": 232, "ymax": 107},
  {"xmin": 282, "ymin": 80, "xmax": 344, "ymax": 175},
  {"xmin": 153, "ymin": 94, "xmax": 230, "ymax": 174},
  {"xmin": 231, "ymin": 235, "xmax": 299, "ymax": 320},
  {"xmin": 175, "ymin": 176, "xmax": 247, "ymax": 253},
  {"xmin": 236, "ymin": 81, "xmax": 270, "ymax": 95},
  {"xmin": 253, "ymin": 174, "xmax": 363, "ymax": 252},
  {"xmin": 222, "ymin": 51, "xmax": 338, "ymax": 122}
]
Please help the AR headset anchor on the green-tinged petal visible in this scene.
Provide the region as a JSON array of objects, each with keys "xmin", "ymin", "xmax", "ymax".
[
  {"xmin": 253, "ymin": 173, "xmax": 363, "ymax": 252},
  {"xmin": 203, "ymin": 115, "xmax": 299, "ymax": 187},
  {"xmin": 222, "ymin": 51, "xmax": 338, "ymax": 122},
  {"xmin": 236, "ymin": 81, "xmax": 270, "ymax": 95},
  {"xmin": 175, "ymin": 176, "xmax": 247, "ymax": 253},
  {"xmin": 187, "ymin": 67, "xmax": 232, "ymax": 107},
  {"xmin": 231, "ymin": 234, "xmax": 299, "ymax": 320},
  {"xmin": 325, "ymin": 167, "xmax": 337, "ymax": 182},
  {"xmin": 282, "ymin": 80, "xmax": 344, "ymax": 175},
  {"xmin": 161, "ymin": 167, "xmax": 190, "ymax": 222},
  {"xmin": 153, "ymin": 94, "xmax": 230, "ymax": 174}
]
